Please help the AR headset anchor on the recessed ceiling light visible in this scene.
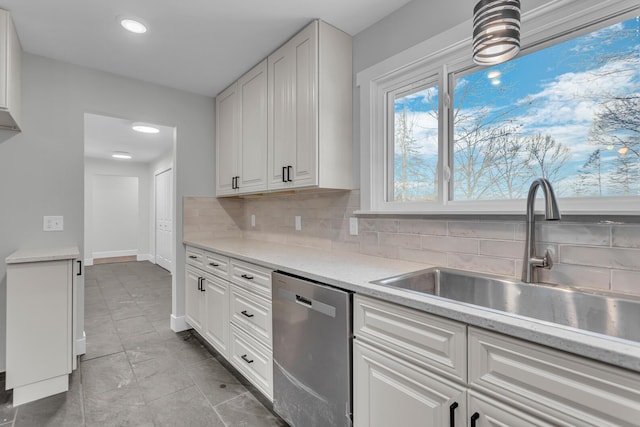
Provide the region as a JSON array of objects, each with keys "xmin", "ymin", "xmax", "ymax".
[
  {"xmin": 120, "ymin": 18, "xmax": 147, "ymax": 34},
  {"xmin": 487, "ymin": 70, "xmax": 502, "ymax": 79},
  {"xmin": 491, "ymin": 79, "xmax": 501, "ymax": 86},
  {"xmin": 132, "ymin": 122, "xmax": 160, "ymax": 134},
  {"xmin": 112, "ymin": 152, "xmax": 132, "ymax": 159}
]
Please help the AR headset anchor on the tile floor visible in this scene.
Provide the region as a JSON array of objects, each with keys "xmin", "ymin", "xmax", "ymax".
[{"xmin": 0, "ymin": 261, "xmax": 287, "ymax": 427}]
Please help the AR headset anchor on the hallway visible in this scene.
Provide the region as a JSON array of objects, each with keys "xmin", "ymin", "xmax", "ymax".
[{"xmin": 1, "ymin": 261, "xmax": 285, "ymax": 427}]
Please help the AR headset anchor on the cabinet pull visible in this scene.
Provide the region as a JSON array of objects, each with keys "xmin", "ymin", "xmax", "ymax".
[
  {"xmin": 241, "ymin": 354, "xmax": 254, "ymax": 364},
  {"xmin": 287, "ymin": 165, "xmax": 293, "ymax": 182},
  {"xmin": 201, "ymin": 280, "xmax": 206, "ymax": 292},
  {"xmin": 209, "ymin": 262, "xmax": 219, "ymax": 267},
  {"xmin": 77, "ymin": 260, "xmax": 82, "ymax": 276},
  {"xmin": 449, "ymin": 402, "xmax": 458, "ymax": 427},
  {"xmin": 470, "ymin": 412, "xmax": 480, "ymax": 427},
  {"xmin": 282, "ymin": 166, "xmax": 287, "ymax": 183},
  {"xmin": 197, "ymin": 277, "xmax": 202, "ymax": 291},
  {"xmin": 241, "ymin": 274, "xmax": 254, "ymax": 280},
  {"xmin": 189, "ymin": 255, "xmax": 198, "ymax": 259},
  {"xmin": 241, "ymin": 310, "xmax": 254, "ymax": 318},
  {"xmin": 235, "ymin": 176, "xmax": 240, "ymax": 189}
]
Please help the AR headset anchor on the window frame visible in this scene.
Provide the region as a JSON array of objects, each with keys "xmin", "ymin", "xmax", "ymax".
[{"xmin": 357, "ymin": 0, "xmax": 640, "ymax": 215}]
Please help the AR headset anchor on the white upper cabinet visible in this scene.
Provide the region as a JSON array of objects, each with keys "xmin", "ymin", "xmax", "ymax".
[
  {"xmin": 216, "ymin": 60, "xmax": 268, "ymax": 196},
  {"xmin": 215, "ymin": 20, "xmax": 352, "ymax": 197},
  {"xmin": 0, "ymin": 9, "xmax": 21, "ymax": 131},
  {"xmin": 215, "ymin": 82, "xmax": 239, "ymax": 196},
  {"xmin": 268, "ymin": 20, "xmax": 352, "ymax": 191}
]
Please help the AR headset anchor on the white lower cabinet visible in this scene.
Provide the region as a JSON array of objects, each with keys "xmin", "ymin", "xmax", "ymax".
[
  {"xmin": 354, "ymin": 339, "xmax": 466, "ymax": 427},
  {"xmin": 354, "ymin": 295, "xmax": 640, "ymax": 427},
  {"xmin": 185, "ymin": 246, "xmax": 273, "ymax": 400}
]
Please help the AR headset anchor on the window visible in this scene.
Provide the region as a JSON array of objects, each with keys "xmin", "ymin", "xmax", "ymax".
[{"xmin": 360, "ymin": 0, "xmax": 640, "ymax": 214}]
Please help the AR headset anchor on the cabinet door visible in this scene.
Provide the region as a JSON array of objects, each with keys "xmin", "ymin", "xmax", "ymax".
[
  {"xmin": 185, "ymin": 267, "xmax": 203, "ymax": 332},
  {"xmin": 215, "ymin": 82, "xmax": 239, "ymax": 196},
  {"xmin": 468, "ymin": 391, "xmax": 563, "ymax": 427},
  {"xmin": 354, "ymin": 339, "xmax": 467, "ymax": 427},
  {"xmin": 203, "ymin": 274, "xmax": 229, "ymax": 357},
  {"xmin": 267, "ymin": 40, "xmax": 295, "ymax": 190},
  {"xmin": 238, "ymin": 59, "xmax": 268, "ymax": 194},
  {"xmin": 291, "ymin": 20, "xmax": 318, "ymax": 188}
]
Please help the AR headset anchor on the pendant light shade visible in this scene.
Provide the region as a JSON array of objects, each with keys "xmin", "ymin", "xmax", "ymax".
[{"xmin": 473, "ymin": 0, "xmax": 521, "ymax": 65}]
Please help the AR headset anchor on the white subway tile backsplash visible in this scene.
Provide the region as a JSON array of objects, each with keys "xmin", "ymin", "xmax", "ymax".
[
  {"xmin": 447, "ymin": 253, "xmax": 515, "ymax": 276},
  {"xmin": 184, "ymin": 192, "xmax": 640, "ymax": 296},
  {"xmin": 448, "ymin": 221, "xmax": 516, "ymax": 240},
  {"xmin": 612, "ymin": 225, "xmax": 640, "ymax": 249},
  {"xmin": 422, "ymin": 236, "xmax": 478, "ymax": 254},
  {"xmin": 611, "ymin": 270, "xmax": 640, "ymax": 294},
  {"xmin": 559, "ymin": 246, "xmax": 640, "ymax": 270}
]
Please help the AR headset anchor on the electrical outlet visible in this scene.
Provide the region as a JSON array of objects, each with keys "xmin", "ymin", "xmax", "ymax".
[
  {"xmin": 43, "ymin": 216, "xmax": 64, "ymax": 231},
  {"xmin": 295, "ymin": 215, "xmax": 302, "ymax": 231},
  {"xmin": 251, "ymin": 214, "xmax": 256, "ymax": 228},
  {"xmin": 349, "ymin": 217, "xmax": 358, "ymax": 236}
]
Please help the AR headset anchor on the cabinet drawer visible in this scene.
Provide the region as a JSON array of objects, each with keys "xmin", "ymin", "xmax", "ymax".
[
  {"xmin": 354, "ymin": 295, "xmax": 467, "ymax": 383},
  {"xmin": 230, "ymin": 324, "xmax": 273, "ymax": 400},
  {"xmin": 230, "ymin": 259, "xmax": 272, "ymax": 298},
  {"xmin": 469, "ymin": 327, "xmax": 640, "ymax": 427},
  {"xmin": 203, "ymin": 251, "xmax": 230, "ymax": 278},
  {"xmin": 230, "ymin": 284, "xmax": 272, "ymax": 348},
  {"xmin": 185, "ymin": 247, "xmax": 204, "ymax": 269},
  {"xmin": 468, "ymin": 390, "xmax": 563, "ymax": 427}
]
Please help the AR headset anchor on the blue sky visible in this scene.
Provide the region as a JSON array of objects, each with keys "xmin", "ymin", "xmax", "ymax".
[{"xmin": 394, "ymin": 15, "xmax": 640, "ymax": 199}]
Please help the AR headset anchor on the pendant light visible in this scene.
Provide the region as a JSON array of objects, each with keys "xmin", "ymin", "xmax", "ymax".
[{"xmin": 473, "ymin": 0, "xmax": 521, "ymax": 65}]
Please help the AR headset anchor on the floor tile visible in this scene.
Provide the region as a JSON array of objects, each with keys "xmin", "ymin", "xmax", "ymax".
[
  {"xmin": 81, "ymin": 352, "xmax": 135, "ymax": 396},
  {"xmin": 84, "ymin": 314, "xmax": 117, "ymax": 336},
  {"xmin": 83, "ymin": 332, "xmax": 123, "ymax": 361},
  {"xmin": 148, "ymin": 385, "xmax": 225, "ymax": 427},
  {"xmin": 114, "ymin": 315, "xmax": 154, "ymax": 337},
  {"xmin": 84, "ymin": 383, "xmax": 153, "ymax": 427},
  {"xmin": 121, "ymin": 331, "xmax": 172, "ymax": 364},
  {"xmin": 216, "ymin": 392, "xmax": 288, "ymax": 427},
  {"xmin": 131, "ymin": 354, "xmax": 193, "ymax": 402},
  {"xmin": 184, "ymin": 358, "xmax": 247, "ymax": 406}
]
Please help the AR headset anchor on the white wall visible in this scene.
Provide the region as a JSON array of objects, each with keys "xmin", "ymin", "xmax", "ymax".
[
  {"xmin": 0, "ymin": 53, "xmax": 215, "ymax": 371},
  {"xmin": 84, "ymin": 158, "xmax": 151, "ymax": 263}
]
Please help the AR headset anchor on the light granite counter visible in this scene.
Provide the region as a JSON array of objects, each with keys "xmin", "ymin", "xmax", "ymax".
[
  {"xmin": 185, "ymin": 237, "xmax": 640, "ymax": 373},
  {"xmin": 6, "ymin": 246, "xmax": 80, "ymax": 264}
]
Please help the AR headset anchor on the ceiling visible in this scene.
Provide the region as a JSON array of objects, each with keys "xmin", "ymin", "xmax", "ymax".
[
  {"xmin": 0, "ymin": 0, "xmax": 415, "ymax": 97},
  {"xmin": 84, "ymin": 114, "xmax": 174, "ymax": 163}
]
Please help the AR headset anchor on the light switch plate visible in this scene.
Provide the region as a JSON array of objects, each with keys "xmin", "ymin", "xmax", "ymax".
[
  {"xmin": 295, "ymin": 215, "xmax": 302, "ymax": 231},
  {"xmin": 349, "ymin": 217, "xmax": 358, "ymax": 235},
  {"xmin": 44, "ymin": 216, "xmax": 64, "ymax": 231}
]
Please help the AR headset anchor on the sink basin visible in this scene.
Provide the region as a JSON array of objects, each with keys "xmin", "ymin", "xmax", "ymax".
[{"xmin": 371, "ymin": 267, "xmax": 640, "ymax": 342}]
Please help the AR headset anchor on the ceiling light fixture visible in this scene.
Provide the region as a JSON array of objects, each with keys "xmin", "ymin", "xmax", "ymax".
[
  {"xmin": 132, "ymin": 122, "xmax": 160, "ymax": 134},
  {"xmin": 112, "ymin": 152, "xmax": 132, "ymax": 159},
  {"xmin": 120, "ymin": 18, "xmax": 147, "ymax": 34},
  {"xmin": 473, "ymin": 0, "xmax": 521, "ymax": 66},
  {"xmin": 487, "ymin": 70, "xmax": 502, "ymax": 79}
]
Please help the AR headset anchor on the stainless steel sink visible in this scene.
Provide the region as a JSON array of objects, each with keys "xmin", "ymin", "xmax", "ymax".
[{"xmin": 371, "ymin": 267, "xmax": 640, "ymax": 342}]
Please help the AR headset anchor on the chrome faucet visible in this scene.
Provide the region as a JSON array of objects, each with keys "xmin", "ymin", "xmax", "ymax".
[{"xmin": 522, "ymin": 178, "xmax": 561, "ymax": 283}]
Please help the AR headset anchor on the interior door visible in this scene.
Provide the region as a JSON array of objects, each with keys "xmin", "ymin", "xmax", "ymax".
[{"xmin": 155, "ymin": 168, "xmax": 173, "ymax": 272}]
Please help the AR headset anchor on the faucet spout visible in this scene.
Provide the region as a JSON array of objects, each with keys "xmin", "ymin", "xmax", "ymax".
[{"xmin": 522, "ymin": 178, "xmax": 561, "ymax": 283}]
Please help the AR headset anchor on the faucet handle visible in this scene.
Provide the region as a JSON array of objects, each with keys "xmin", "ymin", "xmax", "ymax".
[{"xmin": 542, "ymin": 249, "xmax": 553, "ymax": 269}]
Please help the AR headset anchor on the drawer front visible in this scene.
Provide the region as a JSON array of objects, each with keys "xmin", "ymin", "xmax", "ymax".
[
  {"xmin": 468, "ymin": 390, "xmax": 564, "ymax": 427},
  {"xmin": 185, "ymin": 247, "xmax": 204, "ymax": 269},
  {"xmin": 230, "ymin": 324, "xmax": 273, "ymax": 400},
  {"xmin": 469, "ymin": 327, "xmax": 640, "ymax": 427},
  {"xmin": 203, "ymin": 251, "xmax": 230, "ymax": 278},
  {"xmin": 354, "ymin": 295, "xmax": 467, "ymax": 383},
  {"xmin": 230, "ymin": 259, "xmax": 272, "ymax": 298},
  {"xmin": 230, "ymin": 284, "xmax": 272, "ymax": 348}
]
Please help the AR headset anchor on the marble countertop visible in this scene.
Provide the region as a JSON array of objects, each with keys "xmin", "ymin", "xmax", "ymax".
[
  {"xmin": 6, "ymin": 246, "xmax": 80, "ymax": 264},
  {"xmin": 185, "ymin": 237, "xmax": 640, "ymax": 373}
]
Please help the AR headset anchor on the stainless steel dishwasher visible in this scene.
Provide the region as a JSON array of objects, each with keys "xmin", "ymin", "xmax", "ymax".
[{"xmin": 272, "ymin": 271, "xmax": 352, "ymax": 427}]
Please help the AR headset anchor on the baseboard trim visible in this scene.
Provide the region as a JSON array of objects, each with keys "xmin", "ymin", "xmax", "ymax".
[
  {"xmin": 137, "ymin": 253, "xmax": 153, "ymax": 262},
  {"xmin": 93, "ymin": 249, "xmax": 138, "ymax": 259},
  {"xmin": 170, "ymin": 315, "xmax": 190, "ymax": 332}
]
